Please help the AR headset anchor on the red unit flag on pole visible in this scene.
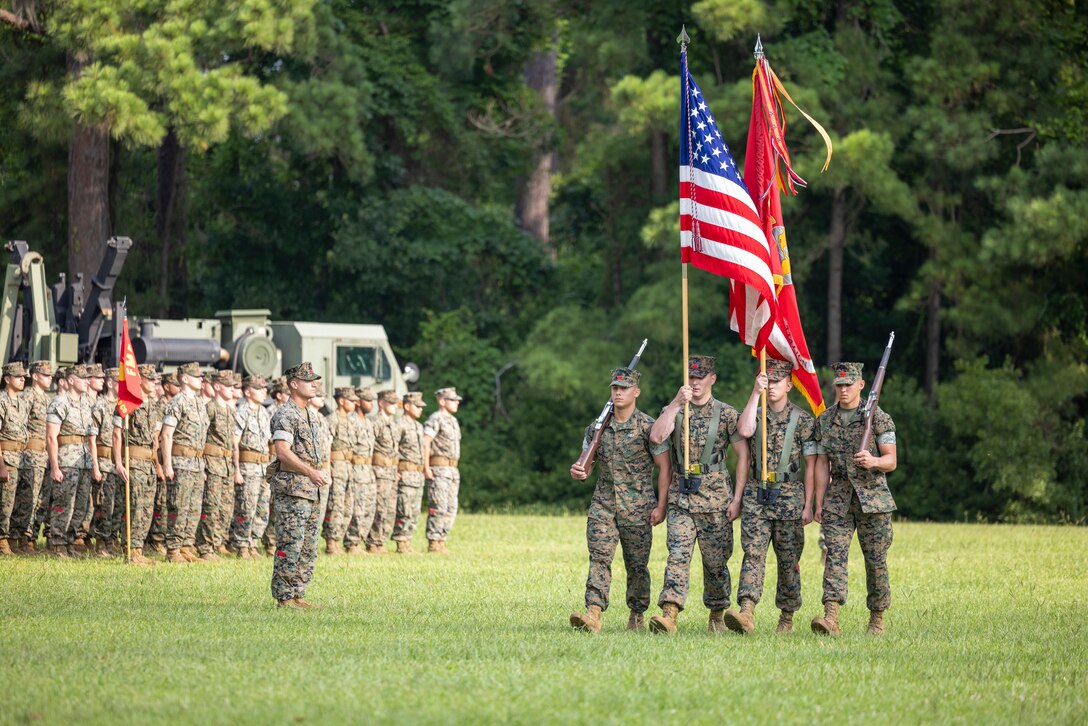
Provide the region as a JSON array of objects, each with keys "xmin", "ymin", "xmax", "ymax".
[{"xmin": 116, "ymin": 317, "xmax": 144, "ymax": 417}]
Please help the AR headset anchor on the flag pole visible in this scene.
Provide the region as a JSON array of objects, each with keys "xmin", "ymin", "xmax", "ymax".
[
  {"xmin": 124, "ymin": 415, "xmax": 132, "ymax": 563},
  {"xmin": 679, "ymin": 25, "xmax": 692, "ymax": 482},
  {"xmin": 760, "ymin": 347, "xmax": 768, "ymax": 485}
]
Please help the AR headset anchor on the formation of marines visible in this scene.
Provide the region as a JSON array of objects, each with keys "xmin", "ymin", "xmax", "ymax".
[
  {"xmin": 569, "ymin": 355, "xmax": 897, "ymax": 637},
  {"xmin": 0, "ymin": 358, "xmax": 464, "ymax": 608}
]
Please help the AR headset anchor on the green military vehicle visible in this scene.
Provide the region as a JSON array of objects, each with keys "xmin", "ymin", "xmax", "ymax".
[{"xmin": 1, "ymin": 238, "xmax": 418, "ymax": 393}]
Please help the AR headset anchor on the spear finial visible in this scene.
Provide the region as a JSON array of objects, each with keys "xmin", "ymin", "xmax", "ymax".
[
  {"xmin": 754, "ymin": 34, "xmax": 764, "ymax": 59},
  {"xmin": 677, "ymin": 25, "xmax": 690, "ymax": 49}
]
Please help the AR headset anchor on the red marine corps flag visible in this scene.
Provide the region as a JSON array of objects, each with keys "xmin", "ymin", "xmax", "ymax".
[{"xmin": 116, "ymin": 316, "xmax": 143, "ymax": 416}]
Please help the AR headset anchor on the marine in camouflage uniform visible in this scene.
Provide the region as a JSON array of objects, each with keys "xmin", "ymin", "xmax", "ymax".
[
  {"xmin": 310, "ymin": 382, "xmax": 333, "ymax": 538},
  {"xmin": 344, "ymin": 387, "xmax": 377, "ymax": 554},
  {"xmin": 113, "ymin": 365, "xmax": 163, "ymax": 565},
  {"xmin": 391, "ymin": 392, "xmax": 426, "ymax": 554},
  {"xmin": 0, "ymin": 362, "xmax": 30, "ymax": 556},
  {"xmin": 323, "ymin": 387, "xmax": 359, "ymax": 555},
  {"xmin": 569, "ymin": 368, "xmax": 670, "ymax": 633},
  {"xmin": 161, "ymin": 362, "xmax": 211, "ymax": 563},
  {"xmin": 254, "ymin": 376, "xmax": 288, "ymax": 554},
  {"xmin": 89, "ymin": 368, "xmax": 121, "ymax": 556},
  {"xmin": 270, "ymin": 362, "xmax": 329, "ymax": 609},
  {"xmin": 726, "ymin": 360, "xmax": 817, "ymax": 634},
  {"xmin": 75, "ymin": 363, "xmax": 106, "ymax": 549},
  {"xmin": 195, "ymin": 371, "xmax": 238, "ymax": 561},
  {"xmin": 148, "ymin": 372, "xmax": 180, "ymax": 554},
  {"xmin": 231, "ymin": 375, "xmax": 271, "ymax": 559},
  {"xmin": 365, "ymin": 390, "xmax": 401, "ymax": 553},
  {"xmin": 647, "ymin": 355, "xmax": 751, "ymax": 635},
  {"xmin": 45, "ymin": 365, "xmax": 100, "ymax": 557},
  {"xmin": 423, "ymin": 387, "xmax": 464, "ymax": 553},
  {"xmin": 13, "ymin": 360, "xmax": 53, "ymax": 553},
  {"xmin": 811, "ymin": 361, "xmax": 898, "ymax": 636}
]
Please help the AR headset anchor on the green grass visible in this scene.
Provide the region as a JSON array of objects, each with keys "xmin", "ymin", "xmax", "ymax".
[{"xmin": 1, "ymin": 515, "xmax": 1086, "ymax": 725}]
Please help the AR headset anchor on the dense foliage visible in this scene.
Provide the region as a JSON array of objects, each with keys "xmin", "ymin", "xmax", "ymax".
[{"xmin": 2, "ymin": 0, "xmax": 1086, "ymax": 522}]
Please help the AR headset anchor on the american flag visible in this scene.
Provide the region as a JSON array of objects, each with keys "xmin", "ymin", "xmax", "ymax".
[{"xmin": 679, "ymin": 50, "xmax": 778, "ymax": 352}]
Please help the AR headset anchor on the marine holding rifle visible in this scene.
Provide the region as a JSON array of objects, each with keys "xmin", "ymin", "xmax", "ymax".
[
  {"xmin": 811, "ymin": 355, "xmax": 897, "ymax": 636},
  {"xmin": 569, "ymin": 365, "xmax": 671, "ymax": 633}
]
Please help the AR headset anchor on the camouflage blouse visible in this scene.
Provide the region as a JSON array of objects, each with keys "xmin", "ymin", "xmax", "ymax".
[
  {"xmin": 744, "ymin": 403, "xmax": 817, "ymax": 520},
  {"xmin": 584, "ymin": 409, "xmax": 666, "ymax": 525},
  {"xmin": 0, "ymin": 389, "xmax": 30, "ymax": 468},
  {"xmin": 327, "ymin": 411, "xmax": 358, "ymax": 452},
  {"xmin": 46, "ymin": 393, "xmax": 95, "ymax": 469},
  {"xmin": 396, "ymin": 417, "xmax": 425, "ymax": 466},
  {"xmin": 162, "ymin": 391, "xmax": 210, "ymax": 472},
  {"xmin": 204, "ymin": 399, "xmax": 237, "ymax": 477},
  {"xmin": 371, "ymin": 412, "xmax": 399, "ymax": 464},
  {"xmin": 113, "ymin": 400, "xmax": 162, "ymax": 451},
  {"xmin": 664, "ymin": 398, "xmax": 744, "ymax": 513},
  {"xmin": 815, "ymin": 403, "xmax": 897, "ymax": 516},
  {"xmin": 269, "ymin": 400, "xmax": 326, "ymax": 501},
  {"xmin": 235, "ymin": 401, "xmax": 271, "ymax": 453},
  {"xmin": 353, "ymin": 414, "xmax": 375, "ymax": 460},
  {"xmin": 91, "ymin": 396, "xmax": 117, "ymax": 473},
  {"xmin": 21, "ymin": 386, "xmax": 51, "ymax": 467},
  {"xmin": 423, "ymin": 409, "xmax": 461, "ymax": 461},
  {"xmin": 314, "ymin": 410, "xmax": 333, "ymax": 473}
]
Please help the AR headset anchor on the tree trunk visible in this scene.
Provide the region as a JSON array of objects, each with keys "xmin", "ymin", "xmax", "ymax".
[
  {"xmin": 924, "ymin": 267, "xmax": 941, "ymax": 408},
  {"xmin": 826, "ymin": 189, "xmax": 847, "ymax": 367},
  {"xmin": 156, "ymin": 128, "xmax": 188, "ymax": 317},
  {"xmin": 517, "ymin": 33, "xmax": 558, "ymax": 261}
]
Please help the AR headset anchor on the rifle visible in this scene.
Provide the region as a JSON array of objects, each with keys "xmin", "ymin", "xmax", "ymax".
[
  {"xmin": 859, "ymin": 332, "xmax": 895, "ymax": 453},
  {"xmin": 572, "ymin": 339, "xmax": 649, "ymax": 471}
]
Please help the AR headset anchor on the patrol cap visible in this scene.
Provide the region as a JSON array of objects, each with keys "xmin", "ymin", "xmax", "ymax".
[
  {"xmin": 766, "ymin": 360, "xmax": 792, "ymax": 382},
  {"xmin": 54, "ymin": 366, "xmax": 69, "ymax": 381},
  {"xmin": 610, "ymin": 367, "xmax": 639, "ymax": 388},
  {"xmin": 831, "ymin": 362, "xmax": 863, "ymax": 385},
  {"xmin": 435, "ymin": 387, "xmax": 463, "ymax": 401},
  {"xmin": 285, "ymin": 362, "xmax": 320, "ymax": 381},
  {"xmin": 138, "ymin": 364, "xmax": 160, "ymax": 382},
  {"xmin": 356, "ymin": 387, "xmax": 376, "ymax": 402},
  {"xmin": 335, "ymin": 387, "xmax": 358, "ymax": 401},
  {"xmin": 86, "ymin": 363, "xmax": 105, "ymax": 378},
  {"xmin": 232, "ymin": 372, "xmax": 242, "ymax": 389},
  {"xmin": 242, "ymin": 374, "xmax": 267, "ymax": 390},
  {"xmin": 2, "ymin": 361, "xmax": 27, "ymax": 378},
  {"xmin": 210, "ymin": 370, "xmax": 233, "ymax": 385},
  {"xmin": 378, "ymin": 390, "xmax": 399, "ymax": 404},
  {"xmin": 67, "ymin": 364, "xmax": 90, "ymax": 379},
  {"xmin": 105, "ymin": 367, "xmax": 120, "ymax": 382},
  {"xmin": 312, "ymin": 380, "xmax": 325, "ymax": 396},
  {"xmin": 688, "ymin": 355, "xmax": 716, "ymax": 379},
  {"xmin": 162, "ymin": 371, "xmax": 180, "ymax": 387},
  {"xmin": 177, "ymin": 362, "xmax": 202, "ymax": 379},
  {"xmin": 201, "ymin": 371, "xmax": 216, "ymax": 384},
  {"xmin": 29, "ymin": 360, "xmax": 52, "ymax": 376},
  {"xmin": 403, "ymin": 392, "xmax": 426, "ymax": 408}
]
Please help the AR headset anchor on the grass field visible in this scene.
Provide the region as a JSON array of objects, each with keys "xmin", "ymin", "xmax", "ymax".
[{"xmin": 1, "ymin": 515, "xmax": 1086, "ymax": 725}]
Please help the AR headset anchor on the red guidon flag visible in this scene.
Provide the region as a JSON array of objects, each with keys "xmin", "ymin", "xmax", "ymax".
[
  {"xmin": 116, "ymin": 318, "xmax": 144, "ymax": 416},
  {"xmin": 740, "ymin": 47, "xmax": 831, "ymax": 415}
]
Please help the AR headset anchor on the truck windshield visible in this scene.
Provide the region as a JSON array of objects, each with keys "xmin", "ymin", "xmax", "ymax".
[{"xmin": 336, "ymin": 346, "xmax": 375, "ymax": 377}]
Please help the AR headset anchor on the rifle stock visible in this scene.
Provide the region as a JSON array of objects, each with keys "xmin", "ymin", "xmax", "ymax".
[
  {"xmin": 572, "ymin": 339, "xmax": 648, "ymax": 471},
  {"xmin": 859, "ymin": 332, "xmax": 895, "ymax": 453}
]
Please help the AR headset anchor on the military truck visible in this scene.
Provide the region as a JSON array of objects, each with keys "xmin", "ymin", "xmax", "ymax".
[{"xmin": 1, "ymin": 238, "xmax": 419, "ymax": 393}]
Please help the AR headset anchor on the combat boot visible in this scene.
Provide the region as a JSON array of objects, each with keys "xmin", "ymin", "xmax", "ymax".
[
  {"xmin": 217, "ymin": 545, "xmax": 230, "ymax": 556},
  {"xmin": 395, "ymin": 540, "xmax": 414, "ymax": 555},
  {"xmin": 428, "ymin": 540, "xmax": 448, "ymax": 554},
  {"xmin": 11, "ymin": 537, "xmax": 26, "ymax": 554},
  {"xmin": 95, "ymin": 540, "xmax": 113, "ymax": 559},
  {"xmin": 128, "ymin": 548, "xmax": 152, "ymax": 566},
  {"xmin": 708, "ymin": 610, "xmax": 726, "ymax": 633},
  {"xmin": 25, "ymin": 538, "xmax": 38, "ymax": 555},
  {"xmin": 0, "ymin": 538, "xmax": 13, "ymax": 556},
  {"xmin": 345, "ymin": 544, "xmax": 362, "ymax": 556},
  {"xmin": 626, "ymin": 611, "xmax": 645, "ymax": 631},
  {"xmin": 867, "ymin": 610, "xmax": 885, "ymax": 635},
  {"xmin": 180, "ymin": 546, "xmax": 200, "ymax": 563},
  {"xmin": 724, "ymin": 599, "xmax": 756, "ymax": 634},
  {"xmin": 366, "ymin": 543, "xmax": 387, "ymax": 554},
  {"xmin": 325, "ymin": 540, "xmax": 343, "ymax": 556},
  {"xmin": 51, "ymin": 543, "xmax": 71, "ymax": 559},
  {"xmin": 200, "ymin": 551, "xmax": 222, "ymax": 562},
  {"xmin": 776, "ymin": 611, "xmax": 794, "ymax": 634},
  {"xmin": 166, "ymin": 548, "xmax": 188, "ymax": 564},
  {"xmin": 569, "ymin": 604, "xmax": 603, "ymax": 633},
  {"xmin": 811, "ymin": 601, "xmax": 841, "ymax": 636},
  {"xmin": 293, "ymin": 598, "xmax": 318, "ymax": 610},
  {"xmin": 649, "ymin": 603, "xmax": 680, "ymax": 635},
  {"xmin": 277, "ymin": 598, "xmax": 303, "ymax": 609},
  {"xmin": 72, "ymin": 538, "xmax": 88, "ymax": 556},
  {"xmin": 149, "ymin": 542, "xmax": 167, "ymax": 557}
]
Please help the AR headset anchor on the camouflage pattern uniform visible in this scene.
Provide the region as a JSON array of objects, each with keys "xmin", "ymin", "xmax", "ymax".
[
  {"xmin": 89, "ymin": 373, "xmax": 120, "ymax": 546},
  {"xmin": 324, "ymin": 390, "xmax": 359, "ymax": 547},
  {"xmin": 269, "ymin": 363, "xmax": 327, "ymax": 604},
  {"xmin": 119, "ymin": 365, "xmax": 163, "ymax": 550},
  {"xmin": 75, "ymin": 364, "xmax": 105, "ymax": 543},
  {"xmin": 816, "ymin": 362, "xmax": 896, "ymax": 612},
  {"xmin": 46, "ymin": 366, "xmax": 96, "ymax": 548},
  {"xmin": 424, "ymin": 388, "xmax": 463, "ymax": 544},
  {"xmin": 0, "ymin": 363, "xmax": 30, "ymax": 547},
  {"xmin": 231, "ymin": 379, "xmax": 271, "ymax": 552},
  {"xmin": 254, "ymin": 377, "xmax": 286, "ymax": 552},
  {"xmin": 344, "ymin": 388, "xmax": 377, "ymax": 550},
  {"xmin": 658, "ymin": 357, "xmax": 744, "ymax": 613},
  {"xmin": 580, "ymin": 369, "xmax": 666, "ymax": 614},
  {"xmin": 162, "ymin": 364, "xmax": 210, "ymax": 553},
  {"xmin": 366, "ymin": 391, "xmax": 400, "ymax": 549},
  {"xmin": 14, "ymin": 361, "xmax": 52, "ymax": 546},
  {"xmin": 148, "ymin": 376, "xmax": 176, "ymax": 550},
  {"xmin": 738, "ymin": 362, "xmax": 817, "ymax": 613},
  {"xmin": 196, "ymin": 374, "xmax": 236, "ymax": 556},
  {"xmin": 392, "ymin": 392, "xmax": 426, "ymax": 544}
]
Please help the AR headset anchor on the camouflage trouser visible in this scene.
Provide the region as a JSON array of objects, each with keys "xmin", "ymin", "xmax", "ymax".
[
  {"xmin": 392, "ymin": 471, "xmax": 425, "ymax": 542},
  {"xmin": 425, "ymin": 466, "xmax": 460, "ymax": 542},
  {"xmin": 71, "ymin": 468, "xmax": 94, "ymax": 543},
  {"xmin": 49, "ymin": 468, "xmax": 92, "ymax": 546},
  {"xmin": 737, "ymin": 511, "xmax": 805, "ymax": 612},
  {"xmin": 13, "ymin": 459, "xmax": 46, "ymax": 542},
  {"xmin": 31, "ymin": 468, "xmax": 52, "ymax": 543},
  {"xmin": 345, "ymin": 465, "xmax": 375, "ymax": 547},
  {"xmin": 323, "ymin": 461, "xmax": 354, "ymax": 542},
  {"xmin": 822, "ymin": 494, "xmax": 893, "ymax": 611},
  {"xmin": 166, "ymin": 469, "xmax": 204, "ymax": 550},
  {"xmin": 253, "ymin": 476, "xmax": 275, "ymax": 549},
  {"xmin": 125, "ymin": 460, "xmax": 157, "ymax": 549},
  {"xmin": 366, "ymin": 467, "xmax": 398, "ymax": 547},
  {"xmin": 584, "ymin": 500, "xmax": 652, "ymax": 613},
  {"xmin": 148, "ymin": 479, "xmax": 167, "ymax": 546},
  {"xmin": 0, "ymin": 462, "xmax": 21, "ymax": 540},
  {"xmin": 271, "ymin": 493, "xmax": 322, "ymax": 603},
  {"xmin": 196, "ymin": 469, "xmax": 234, "ymax": 555},
  {"xmin": 230, "ymin": 462, "xmax": 264, "ymax": 549},
  {"xmin": 658, "ymin": 506, "xmax": 734, "ymax": 612},
  {"xmin": 91, "ymin": 466, "xmax": 122, "ymax": 542}
]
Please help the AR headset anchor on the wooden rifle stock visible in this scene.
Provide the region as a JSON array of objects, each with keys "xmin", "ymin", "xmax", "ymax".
[{"xmin": 859, "ymin": 332, "xmax": 895, "ymax": 453}]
